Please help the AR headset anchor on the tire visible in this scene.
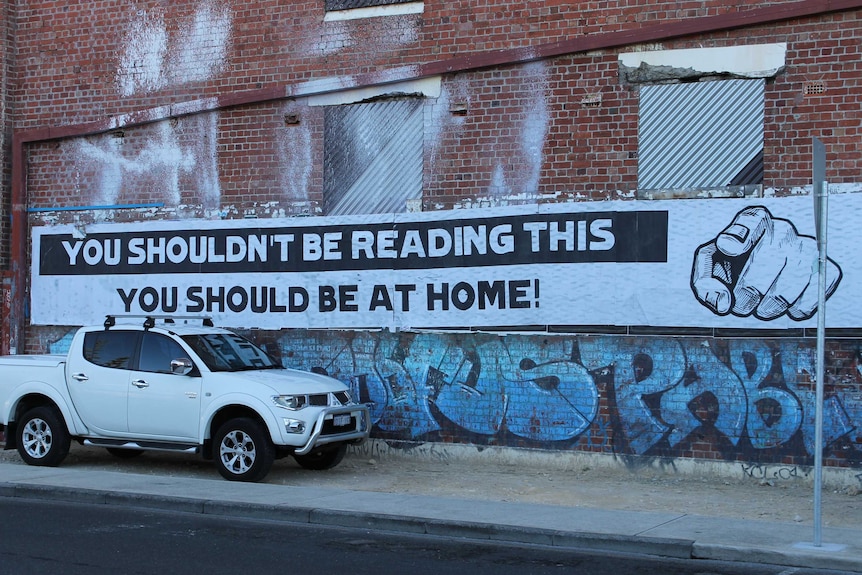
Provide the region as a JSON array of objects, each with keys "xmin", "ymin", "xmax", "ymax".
[
  {"xmin": 213, "ymin": 417, "xmax": 274, "ymax": 482},
  {"xmin": 294, "ymin": 444, "xmax": 347, "ymax": 470},
  {"xmin": 16, "ymin": 406, "xmax": 71, "ymax": 467},
  {"xmin": 106, "ymin": 448, "xmax": 145, "ymax": 459}
]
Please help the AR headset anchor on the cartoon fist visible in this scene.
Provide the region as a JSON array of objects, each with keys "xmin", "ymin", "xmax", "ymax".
[{"xmin": 691, "ymin": 206, "xmax": 842, "ymax": 321}]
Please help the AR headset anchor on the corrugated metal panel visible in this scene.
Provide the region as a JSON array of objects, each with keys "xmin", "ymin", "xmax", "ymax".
[
  {"xmin": 638, "ymin": 79, "xmax": 764, "ymax": 190},
  {"xmin": 730, "ymin": 150, "xmax": 764, "ymax": 186},
  {"xmin": 324, "ymin": 98, "xmax": 423, "ymax": 215}
]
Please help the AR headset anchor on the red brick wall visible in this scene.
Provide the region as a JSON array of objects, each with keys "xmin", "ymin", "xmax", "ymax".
[
  {"xmin": 14, "ymin": 4, "xmax": 860, "ymax": 210},
  {"xmin": 0, "ymin": 1, "xmax": 12, "ymax": 269},
  {"xmin": 7, "ymin": 2, "xmax": 862, "ymax": 470}
]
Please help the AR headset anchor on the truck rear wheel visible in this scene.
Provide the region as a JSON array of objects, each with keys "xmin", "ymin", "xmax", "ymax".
[
  {"xmin": 294, "ymin": 444, "xmax": 347, "ymax": 470},
  {"xmin": 213, "ymin": 417, "xmax": 274, "ymax": 482},
  {"xmin": 16, "ymin": 406, "xmax": 71, "ymax": 467}
]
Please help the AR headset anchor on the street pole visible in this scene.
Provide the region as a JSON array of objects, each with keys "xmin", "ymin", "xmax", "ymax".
[
  {"xmin": 794, "ymin": 140, "xmax": 846, "ymax": 553},
  {"xmin": 812, "ymin": 137, "xmax": 827, "ymax": 547}
]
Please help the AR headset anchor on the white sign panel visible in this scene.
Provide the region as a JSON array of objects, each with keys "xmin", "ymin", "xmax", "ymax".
[{"xmin": 30, "ymin": 195, "xmax": 861, "ymax": 329}]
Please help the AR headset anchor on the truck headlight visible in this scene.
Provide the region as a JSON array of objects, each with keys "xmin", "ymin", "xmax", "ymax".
[{"xmin": 273, "ymin": 395, "xmax": 307, "ymax": 410}]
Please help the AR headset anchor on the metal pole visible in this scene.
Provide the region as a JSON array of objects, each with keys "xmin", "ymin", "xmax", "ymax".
[{"xmin": 813, "ymin": 175, "xmax": 828, "ymax": 547}]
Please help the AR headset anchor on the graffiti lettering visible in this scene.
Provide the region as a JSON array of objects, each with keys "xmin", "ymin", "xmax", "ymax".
[
  {"xmin": 270, "ymin": 331, "xmax": 862, "ymax": 462},
  {"xmin": 661, "ymin": 340, "xmax": 746, "ymax": 448},
  {"xmin": 46, "ymin": 328, "xmax": 862, "ymax": 469}
]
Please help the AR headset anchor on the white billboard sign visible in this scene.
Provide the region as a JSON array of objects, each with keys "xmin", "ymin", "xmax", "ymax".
[{"xmin": 30, "ymin": 194, "xmax": 860, "ymax": 330}]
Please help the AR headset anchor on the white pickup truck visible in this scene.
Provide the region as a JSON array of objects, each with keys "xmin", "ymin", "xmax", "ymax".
[{"xmin": 0, "ymin": 315, "xmax": 370, "ymax": 482}]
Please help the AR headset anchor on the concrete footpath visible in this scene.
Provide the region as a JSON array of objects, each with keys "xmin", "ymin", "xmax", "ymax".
[{"xmin": 0, "ymin": 461, "xmax": 860, "ymax": 573}]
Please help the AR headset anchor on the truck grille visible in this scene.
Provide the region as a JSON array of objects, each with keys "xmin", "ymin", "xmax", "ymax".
[
  {"xmin": 321, "ymin": 415, "xmax": 357, "ymax": 435},
  {"xmin": 308, "ymin": 391, "xmax": 352, "ymax": 407}
]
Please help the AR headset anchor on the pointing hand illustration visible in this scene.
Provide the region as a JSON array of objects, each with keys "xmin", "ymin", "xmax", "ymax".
[{"xmin": 691, "ymin": 206, "xmax": 842, "ymax": 321}]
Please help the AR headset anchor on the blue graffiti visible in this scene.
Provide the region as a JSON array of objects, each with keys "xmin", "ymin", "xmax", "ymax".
[
  {"xmin": 497, "ymin": 336, "xmax": 598, "ymax": 441},
  {"xmin": 779, "ymin": 341, "xmax": 855, "ymax": 453},
  {"xmin": 48, "ymin": 331, "xmax": 75, "ymax": 355},
  {"xmin": 431, "ymin": 336, "xmax": 507, "ymax": 435},
  {"xmin": 281, "ymin": 331, "xmax": 598, "ymax": 442},
  {"xmin": 661, "ymin": 340, "xmax": 747, "ymax": 448},
  {"xmin": 43, "ymin": 326, "xmax": 861, "ymax": 466},
  {"xmin": 281, "ymin": 331, "xmax": 861, "ymax": 464},
  {"xmin": 579, "ymin": 338, "xmax": 685, "ymax": 454},
  {"xmin": 728, "ymin": 340, "xmax": 802, "ymax": 449}
]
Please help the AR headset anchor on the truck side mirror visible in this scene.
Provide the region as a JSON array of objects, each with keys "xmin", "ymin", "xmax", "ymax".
[{"xmin": 171, "ymin": 357, "xmax": 194, "ymax": 375}]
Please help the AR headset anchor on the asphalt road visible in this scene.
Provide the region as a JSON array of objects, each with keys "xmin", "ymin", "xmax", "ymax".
[{"xmin": 1, "ymin": 496, "xmax": 856, "ymax": 575}]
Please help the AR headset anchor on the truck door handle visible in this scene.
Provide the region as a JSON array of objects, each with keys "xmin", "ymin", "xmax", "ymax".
[
  {"xmin": 71, "ymin": 373, "xmax": 89, "ymax": 382},
  {"xmin": 131, "ymin": 379, "xmax": 150, "ymax": 389}
]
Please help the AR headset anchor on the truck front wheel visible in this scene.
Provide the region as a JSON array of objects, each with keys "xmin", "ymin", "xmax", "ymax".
[
  {"xmin": 213, "ymin": 417, "xmax": 274, "ymax": 482},
  {"xmin": 16, "ymin": 406, "xmax": 71, "ymax": 467}
]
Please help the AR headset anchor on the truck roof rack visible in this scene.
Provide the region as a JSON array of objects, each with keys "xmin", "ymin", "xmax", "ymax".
[{"xmin": 104, "ymin": 314, "xmax": 214, "ymax": 329}]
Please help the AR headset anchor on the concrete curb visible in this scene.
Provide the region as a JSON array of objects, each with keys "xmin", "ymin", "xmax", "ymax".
[
  {"xmin": 692, "ymin": 543, "xmax": 862, "ymax": 573},
  {"xmin": 2, "ymin": 479, "xmax": 860, "ymax": 572},
  {"xmin": 2, "ymin": 482, "xmax": 695, "ymax": 559}
]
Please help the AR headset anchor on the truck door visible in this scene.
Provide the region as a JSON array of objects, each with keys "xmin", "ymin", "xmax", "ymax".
[
  {"xmin": 66, "ymin": 329, "xmax": 140, "ymax": 435},
  {"xmin": 126, "ymin": 332, "xmax": 202, "ymax": 441}
]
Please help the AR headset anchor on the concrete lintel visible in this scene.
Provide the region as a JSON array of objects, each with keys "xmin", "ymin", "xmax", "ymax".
[
  {"xmin": 307, "ymin": 76, "xmax": 442, "ymax": 106},
  {"xmin": 619, "ymin": 43, "xmax": 787, "ymax": 82},
  {"xmin": 324, "ymin": 2, "xmax": 423, "ymax": 22}
]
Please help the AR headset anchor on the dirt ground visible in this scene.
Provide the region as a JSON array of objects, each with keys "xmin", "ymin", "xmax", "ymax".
[{"xmin": 1, "ymin": 442, "xmax": 859, "ymax": 530}]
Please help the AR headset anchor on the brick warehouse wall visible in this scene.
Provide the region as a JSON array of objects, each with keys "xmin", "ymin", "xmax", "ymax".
[
  {"xmin": 18, "ymin": 9, "xmax": 862, "ymax": 209},
  {"xmin": 0, "ymin": 1, "xmax": 11, "ymax": 268},
  {"xmin": 6, "ymin": 1, "xmax": 862, "ymax": 478}
]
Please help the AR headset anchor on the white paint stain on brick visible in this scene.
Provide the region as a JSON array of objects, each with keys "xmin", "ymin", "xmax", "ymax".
[
  {"xmin": 118, "ymin": 0, "xmax": 232, "ymax": 96},
  {"xmin": 488, "ymin": 164, "xmax": 509, "ymax": 199},
  {"xmin": 185, "ymin": 113, "xmax": 222, "ymax": 209},
  {"xmin": 278, "ymin": 104, "xmax": 314, "ymax": 206},
  {"xmin": 313, "ymin": 20, "xmax": 352, "ymax": 56},
  {"xmin": 426, "ymin": 77, "xmax": 470, "ymax": 181},
  {"xmin": 520, "ymin": 65, "xmax": 550, "ymax": 193},
  {"xmin": 426, "ymin": 83, "xmax": 451, "ymax": 178},
  {"xmin": 487, "ymin": 61, "xmax": 549, "ymax": 200},
  {"xmin": 73, "ymin": 121, "xmax": 196, "ymax": 206},
  {"xmin": 172, "ymin": 1, "xmax": 233, "ymax": 84},
  {"xmin": 306, "ymin": 13, "xmax": 418, "ymax": 57},
  {"xmin": 118, "ymin": 12, "xmax": 168, "ymax": 96}
]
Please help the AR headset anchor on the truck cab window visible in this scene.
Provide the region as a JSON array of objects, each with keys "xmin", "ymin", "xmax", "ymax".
[
  {"xmin": 138, "ymin": 333, "xmax": 192, "ymax": 374},
  {"xmin": 82, "ymin": 331, "xmax": 139, "ymax": 369}
]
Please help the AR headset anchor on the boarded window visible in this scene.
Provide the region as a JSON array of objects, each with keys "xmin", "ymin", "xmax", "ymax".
[
  {"xmin": 325, "ymin": 0, "xmax": 415, "ymax": 11},
  {"xmin": 637, "ymin": 79, "xmax": 764, "ymax": 191},
  {"xmin": 323, "ymin": 98, "xmax": 423, "ymax": 215}
]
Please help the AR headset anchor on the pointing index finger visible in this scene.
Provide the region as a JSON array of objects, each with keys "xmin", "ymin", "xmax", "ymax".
[{"xmin": 715, "ymin": 206, "xmax": 773, "ymax": 257}]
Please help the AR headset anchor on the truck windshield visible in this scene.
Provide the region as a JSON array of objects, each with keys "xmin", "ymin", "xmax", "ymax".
[{"xmin": 180, "ymin": 333, "xmax": 282, "ymax": 372}]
